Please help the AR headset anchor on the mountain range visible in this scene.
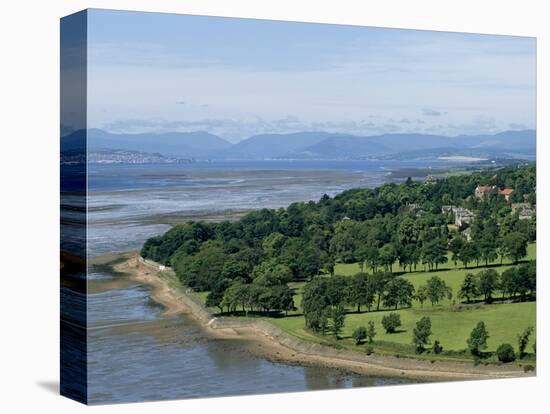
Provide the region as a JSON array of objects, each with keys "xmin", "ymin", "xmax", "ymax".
[{"xmin": 61, "ymin": 128, "xmax": 536, "ymax": 161}]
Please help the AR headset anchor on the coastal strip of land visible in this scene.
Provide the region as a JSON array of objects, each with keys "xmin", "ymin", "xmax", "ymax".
[{"xmin": 94, "ymin": 252, "xmax": 533, "ymax": 382}]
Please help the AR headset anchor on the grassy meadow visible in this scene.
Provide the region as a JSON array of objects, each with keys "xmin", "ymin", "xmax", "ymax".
[{"xmin": 196, "ymin": 243, "xmax": 536, "ymax": 361}]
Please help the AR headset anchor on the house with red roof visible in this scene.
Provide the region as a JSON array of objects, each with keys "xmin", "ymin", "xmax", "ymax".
[
  {"xmin": 474, "ymin": 185, "xmax": 495, "ymax": 198},
  {"xmin": 474, "ymin": 185, "xmax": 514, "ymax": 201},
  {"xmin": 498, "ymin": 188, "xmax": 514, "ymax": 201}
]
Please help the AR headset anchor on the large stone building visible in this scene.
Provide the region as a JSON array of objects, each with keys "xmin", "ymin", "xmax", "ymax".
[
  {"xmin": 441, "ymin": 205, "xmax": 475, "ymax": 228},
  {"xmin": 511, "ymin": 203, "xmax": 535, "ymax": 220}
]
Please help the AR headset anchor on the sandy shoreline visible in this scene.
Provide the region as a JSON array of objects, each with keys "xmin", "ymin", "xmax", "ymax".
[{"xmin": 101, "ymin": 252, "xmax": 532, "ymax": 382}]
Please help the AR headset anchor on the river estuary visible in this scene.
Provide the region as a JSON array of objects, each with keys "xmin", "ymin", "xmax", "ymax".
[{"xmin": 84, "ymin": 160, "xmax": 450, "ymax": 403}]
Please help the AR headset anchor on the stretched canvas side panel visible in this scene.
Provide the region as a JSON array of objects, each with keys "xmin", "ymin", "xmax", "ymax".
[{"xmin": 60, "ymin": 9, "xmax": 88, "ymax": 404}]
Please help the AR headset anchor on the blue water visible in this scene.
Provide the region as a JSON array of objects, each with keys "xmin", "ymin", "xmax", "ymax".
[
  {"xmin": 87, "ymin": 268, "xmax": 414, "ymax": 404},
  {"xmin": 88, "ymin": 159, "xmax": 452, "ymax": 192},
  {"xmin": 84, "ymin": 159, "xmax": 442, "ymax": 403}
]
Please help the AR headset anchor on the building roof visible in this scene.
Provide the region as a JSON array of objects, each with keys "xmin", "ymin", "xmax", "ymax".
[
  {"xmin": 498, "ymin": 188, "xmax": 514, "ymax": 196},
  {"xmin": 476, "ymin": 185, "xmax": 493, "ymax": 193}
]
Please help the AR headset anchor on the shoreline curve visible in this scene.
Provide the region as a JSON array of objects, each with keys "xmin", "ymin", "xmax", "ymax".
[{"xmin": 98, "ymin": 252, "xmax": 533, "ymax": 382}]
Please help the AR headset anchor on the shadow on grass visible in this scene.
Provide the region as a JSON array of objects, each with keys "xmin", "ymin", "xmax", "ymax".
[
  {"xmin": 389, "ymin": 258, "xmax": 534, "ymax": 277},
  {"xmin": 387, "ymin": 329, "xmax": 407, "ymax": 334}
]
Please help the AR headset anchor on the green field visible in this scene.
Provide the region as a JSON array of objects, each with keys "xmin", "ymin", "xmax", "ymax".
[
  {"xmin": 193, "ymin": 243, "xmax": 536, "ymax": 361},
  {"xmin": 270, "ymin": 301, "xmax": 535, "ymax": 355},
  {"xmin": 334, "ymin": 243, "xmax": 536, "ymax": 276}
]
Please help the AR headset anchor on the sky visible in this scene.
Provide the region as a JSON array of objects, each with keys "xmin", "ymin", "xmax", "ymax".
[{"xmin": 85, "ymin": 9, "xmax": 536, "ymax": 142}]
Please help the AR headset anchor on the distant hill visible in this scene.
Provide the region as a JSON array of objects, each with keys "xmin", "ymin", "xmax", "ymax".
[
  {"xmin": 459, "ymin": 130, "xmax": 536, "ymax": 152},
  {"xmin": 294, "ymin": 130, "xmax": 535, "ymax": 159},
  {"xmin": 298, "ymin": 135, "xmax": 391, "ymax": 158},
  {"xmin": 61, "ymin": 128, "xmax": 536, "ymax": 160},
  {"xmin": 220, "ymin": 132, "xmax": 334, "ymax": 159},
  {"xmin": 62, "ymin": 129, "xmax": 231, "ymax": 158},
  {"xmin": 364, "ymin": 133, "xmax": 465, "ymax": 152}
]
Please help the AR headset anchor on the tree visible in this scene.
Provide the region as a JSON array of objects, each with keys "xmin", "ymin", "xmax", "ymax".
[
  {"xmin": 256, "ymin": 284, "xmax": 295, "ymax": 314},
  {"xmin": 272, "ymin": 285, "xmax": 295, "ymax": 313},
  {"xmin": 501, "ymin": 232, "xmax": 528, "ymax": 264},
  {"xmin": 221, "ymin": 256, "xmax": 252, "ymax": 281},
  {"xmin": 449, "ymin": 236, "xmax": 465, "ymax": 267},
  {"xmin": 467, "ymin": 321, "xmax": 489, "ymax": 357},
  {"xmin": 323, "ymin": 256, "xmax": 335, "ymax": 276},
  {"xmin": 425, "ymin": 275, "xmax": 450, "ymax": 306},
  {"xmin": 478, "ymin": 233, "xmax": 498, "ymax": 266},
  {"xmin": 354, "ymin": 245, "xmax": 369, "ymax": 272},
  {"xmin": 252, "ymin": 260, "xmax": 293, "ymax": 286},
  {"xmin": 302, "ymin": 278, "xmax": 331, "ymax": 331},
  {"xmin": 326, "ymin": 275, "xmax": 350, "ymax": 306},
  {"xmin": 518, "ymin": 326, "xmax": 534, "ymax": 359},
  {"xmin": 459, "ymin": 242, "xmax": 478, "ymax": 269},
  {"xmin": 348, "ymin": 273, "xmax": 375, "ymax": 313},
  {"xmin": 383, "ymin": 278, "xmax": 415, "ymax": 310},
  {"xmin": 366, "ymin": 320, "xmax": 377, "ymax": 343},
  {"xmin": 331, "ymin": 304, "xmax": 346, "ymax": 339},
  {"xmin": 365, "ymin": 246, "xmax": 380, "ymax": 273},
  {"xmin": 381, "ymin": 313, "xmax": 402, "ymax": 334},
  {"xmin": 432, "ymin": 340, "xmax": 443, "ymax": 354},
  {"xmin": 500, "ymin": 268, "xmax": 517, "ymax": 300},
  {"xmin": 478, "ymin": 269, "xmax": 499, "ymax": 303},
  {"xmin": 415, "ymin": 285, "xmax": 428, "ymax": 308},
  {"xmin": 379, "ymin": 243, "xmax": 397, "ymax": 272},
  {"xmin": 206, "ymin": 278, "xmax": 232, "ymax": 312},
  {"xmin": 372, "ymin": 272, "xmax": 393, "ymax": 311},
  {"xmin": 516, "ymin": 262, "xmax": 536, "ymax": 301},
  {"xmin": 412, "ymin": 317, "xmax": 432, "ymax": 354},
  {"xmin": 459, "ymin": 273, "xmax": 478, "ymax": 304},
  {"xmin": 496, "ymin": 344, "xmax": 516, "ymax": 363},
  {"xmin": 421, "ymin": 238, "xmax": 448, "ymax": 271},
  {"xmin": 330, "ymin": 220, "xmax": 360, "ymax": 263},
  {"xmin": 173, "ymin": 244, "xmax": 227, "ymax": 291},
  {"xmin": 280, "ymin": 238, "xmax": 322, "ymax": 280},
  {"xmin": 221, "ymin": 281, "xmax": 251, "ymax": 313},
  {"xmin": 262, "ymin": 232, "xmax": 287, "ymax": 258},
  {"xmin": 352, "ymin": 326, "xmax": 367, "ymax": 345}
]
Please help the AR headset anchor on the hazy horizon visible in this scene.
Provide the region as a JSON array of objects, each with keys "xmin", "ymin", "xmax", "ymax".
[
  {"xmin": 62, "ymin": 126, "xmax": 536, "ymax": 143},
  {"xmin": 80, "ymin": 9, "xmax": 535, "ymax": 143}
]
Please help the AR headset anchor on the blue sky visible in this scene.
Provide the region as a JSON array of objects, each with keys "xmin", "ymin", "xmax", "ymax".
[{"xmin": 87, "ymin": 9, "xmax": 536, "ymax": 142}]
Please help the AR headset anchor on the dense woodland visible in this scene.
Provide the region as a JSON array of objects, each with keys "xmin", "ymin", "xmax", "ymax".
[{"xmin": 141, "ymin": 164, "xmax": 536, "ymax": 324}]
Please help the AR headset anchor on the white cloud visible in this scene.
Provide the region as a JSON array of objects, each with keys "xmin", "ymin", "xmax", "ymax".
[{"xmin": 87, "ymin": 24, "xmax": 536, "ymax": 140}]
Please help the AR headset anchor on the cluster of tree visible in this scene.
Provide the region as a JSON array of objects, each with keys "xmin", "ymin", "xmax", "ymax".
[
  {"xmin": 356, "ymin": 314, "xmax": 441, "ymax": 355},
  {"xmin": 448, "ymin": 221, "xmax": 532, "ymax": 269},
  {"xmin": 352, "ymin": 321, "xmax": 376, "ymax": 345},
  {"xmin": 349, "ymin": 313, "xmax": 535, "ymax": 361},
  {"xmin": 467, "ymin": 322, "xmax": 535, "ymax": 362},
  {"xmin": 205, "ymin": 259, "xmax": 295, "ymax": 315},
  {"xmin": 139, "ymin": 165, "xmax": 535, "ymax": 318},
  {"xmin": 301, "ymin": 277, "xmax": 349, "ymax": 337},
  {"xmin": 302, "ymin": 273, "xmax": 416, "ymax": 334},
  {"xmin": 459, "ymin": 262, "xmax": 536, "ymax": 304},
  {"xmin": 329, "ymin": 215, "xmax": 453, "ymax": 273}
]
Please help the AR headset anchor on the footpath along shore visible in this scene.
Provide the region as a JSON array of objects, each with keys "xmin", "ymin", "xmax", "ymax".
[{"xmin": 95, "ymin": 252, "xmax": 533, "ymax": 382}]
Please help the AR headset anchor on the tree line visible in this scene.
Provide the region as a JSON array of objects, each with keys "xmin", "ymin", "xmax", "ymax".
[
  {"xmin": 301, "ymin": 261, "xmax": 536, "ymax": 333},
  {"xmin": 459, "ymin": 262, "xmax": 536, "ymax": 304}
]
